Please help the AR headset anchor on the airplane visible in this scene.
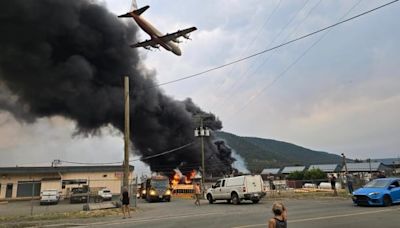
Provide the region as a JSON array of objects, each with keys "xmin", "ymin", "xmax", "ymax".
[{"xmin": 118, "ymin": 3, "xmax": 197, "ymax": 56}]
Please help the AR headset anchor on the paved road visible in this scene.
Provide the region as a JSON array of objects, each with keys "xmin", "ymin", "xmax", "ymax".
[{"xmin": 30, "ymin": 198, "xmax": 400, "ymax": 228}]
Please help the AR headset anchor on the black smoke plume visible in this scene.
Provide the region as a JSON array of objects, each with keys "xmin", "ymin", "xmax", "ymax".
[{"xmin": 0, "ymin": 0, "xmax": 234, "ymax": 176}]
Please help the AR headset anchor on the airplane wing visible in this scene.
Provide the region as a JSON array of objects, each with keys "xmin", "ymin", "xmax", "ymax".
[
  {"xmin": 130, "ymin": 39, "xmax": 158, "ymax": 49},
  {"xmin": 159, "ymin": 27, "xmax": 197, "ymax": 42}
]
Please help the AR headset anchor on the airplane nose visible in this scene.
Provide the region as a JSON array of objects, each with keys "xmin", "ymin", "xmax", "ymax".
[{"xmin": 174, "ymin": 48, "xmax": 182, "ymax": 56}]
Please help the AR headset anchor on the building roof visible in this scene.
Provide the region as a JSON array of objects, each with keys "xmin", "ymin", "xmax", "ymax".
[
  {"xmin": 342, "ymin": 162, "xmax": 385, "ymax": 172},
  {"xmin": 0, "ymin": 165, "xmax": 134, "ymax": 175},
  {"xmin": 372, "ymin": 158, "xmax": 400, "ymax": 166},
  {"xmin": 308, "ymin": 164, "xmax": 340, "ymax": 173},
  {"xmin": 261, "ymin": 168, "xmax": 281, "ymax": 175},
  {"xmin": 281, "ymin": 166, "xmax": 306, "ymax": 174}
]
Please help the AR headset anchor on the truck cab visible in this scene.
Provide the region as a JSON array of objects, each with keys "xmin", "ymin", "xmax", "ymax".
[
  {"xmin": 145, "ymin": 176, "xmax": 171, "ymax": 202},
  {"xmin": 206, "ymin": 175, "xmax": 266, "ymax": 204}
]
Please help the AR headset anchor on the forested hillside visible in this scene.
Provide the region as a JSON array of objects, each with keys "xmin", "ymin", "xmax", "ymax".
[{"xmin": 215, "ymin": 131, "xmax": 342, "ymax": 172}]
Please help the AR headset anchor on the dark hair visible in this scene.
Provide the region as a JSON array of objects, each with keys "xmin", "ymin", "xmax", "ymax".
[
  {"xmin": 272, "ymin": 202, "xmax": 284, "ymax": 216},
  {"xmin": 273, "ymin": 208, "xmax": 282, "ymax": 215}
]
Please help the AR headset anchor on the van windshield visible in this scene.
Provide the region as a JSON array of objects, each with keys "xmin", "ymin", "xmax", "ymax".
[
  {"xmin": 151, "ymin": 179, "xmax": 169, "ymax": 189},
  {"xmin": 72, "ymin": 188, "xmax": 87, "ymax": 193}
]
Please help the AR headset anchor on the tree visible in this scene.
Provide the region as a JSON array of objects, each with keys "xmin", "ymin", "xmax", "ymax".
[
  {"xmin": 287, "ymin": 171, "xmax": 304, "ymax": 180},
  {"xmin": 304, "ymin": 168, "xmax": 326, "ymax": 180}
]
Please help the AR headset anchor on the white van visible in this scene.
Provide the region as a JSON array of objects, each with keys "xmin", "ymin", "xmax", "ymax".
[
  {"xmin": 40, "ymin": 189, "xmax": 60, "ymax": 205},
  {"xmin": 206, "ymin": 175, "xmax": 266, "ymax": 204}
]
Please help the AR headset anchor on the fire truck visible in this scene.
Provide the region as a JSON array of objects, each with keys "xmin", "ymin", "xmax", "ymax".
[{"xmin": 144, "ymin": 175, "xmax": 171, "ymax": 202}]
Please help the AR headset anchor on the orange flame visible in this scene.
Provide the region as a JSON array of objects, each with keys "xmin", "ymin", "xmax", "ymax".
[
  {"xmin": 170, "ymin": 169, "xmax": 197, "ymax": 187},
  {"xmin": 171, "ymin": 172, "xmax": 180, "ymax": 188},
  {"xmin": 184, "ymin": 170, "xmax": 196, "ymax": 184}
]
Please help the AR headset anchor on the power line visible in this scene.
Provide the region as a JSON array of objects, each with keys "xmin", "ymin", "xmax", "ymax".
[
  {"xmin": 224, "ymin": 0, "xmax": 364, "ymax": 122},
  {"xmin": 138, "ymin": 142, "xmax": 194, "ymax": 161},
  {"xmin": 60, "ymin": 160, "xmax": 121, "ymax": 165},
  {"xmin": 210, "ymin": 0, "xmax": 314, "ymax": 111},
  {"xmin": 59, "ymin": 141, "xmax": 194, "ymax": 166},
  {"xmin": 205, "ymin": 0, "xmax": 284, "ymax": 108},
  {"xmin": 152, "ymin": 0, "xmax": 398, "ymax": 88}
]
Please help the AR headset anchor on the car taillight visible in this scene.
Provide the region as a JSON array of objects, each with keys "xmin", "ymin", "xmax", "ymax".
[{"xmin": 243, "ymin": 187, "xmax": 246, "ymax": 192}]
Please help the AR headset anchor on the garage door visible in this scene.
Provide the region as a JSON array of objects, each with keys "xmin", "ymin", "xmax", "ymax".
[{"xmin": 17, "ymin": 181, "xmax": 41, "ymax": 197}]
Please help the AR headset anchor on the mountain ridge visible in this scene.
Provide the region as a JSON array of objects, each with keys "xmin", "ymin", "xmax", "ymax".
[{"xmin": 215, "ymin": 131, "xmax": 342, "ymax": 172}]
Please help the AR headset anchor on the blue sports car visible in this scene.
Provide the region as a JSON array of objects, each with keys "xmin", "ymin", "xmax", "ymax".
[{"xmin": 352, "ymin": 178, "xmax": 400, "ymax": 206}]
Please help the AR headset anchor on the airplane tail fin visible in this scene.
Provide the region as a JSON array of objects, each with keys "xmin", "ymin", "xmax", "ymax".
[
  {"xmin": 130, "ymin": 0, "xmax": 138, "ymax": 11},
  {"xmin": 118, "ymin": 5, "xmax": 149, "ymax": 18}
]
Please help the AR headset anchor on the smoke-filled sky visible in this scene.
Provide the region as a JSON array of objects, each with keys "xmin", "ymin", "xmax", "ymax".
[
  {"xmin": 0, "ymin": 0, "xmax": 235, "ymax": 176},
  {"xmin": 0, "ymin": 0, "xmax": 399, "ymax": 173}
]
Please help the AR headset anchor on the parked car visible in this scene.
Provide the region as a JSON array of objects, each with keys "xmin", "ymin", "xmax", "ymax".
[
  {"xmin": 69, "ymin": 187, "xmax": 89, "ymax": 203},
  {"xmin": 352, "ymin": 178, "xmax": 400, "ymax": 206},
  {"xmin": 97, "ymin": 188, "xmax": 112, "ymax": 201},
  {"xmin": 40, "ymin": 189, "xmax": 60, "ymax": 205},
  {"xmin": 206, "ymin": 175, "xmax": 266, "ymax": 205}
]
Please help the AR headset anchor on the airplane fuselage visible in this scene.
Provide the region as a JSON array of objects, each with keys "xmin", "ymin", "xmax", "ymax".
[{"xmin": 130, "ymin": 13, "xmax": 182, "ymax": 56}]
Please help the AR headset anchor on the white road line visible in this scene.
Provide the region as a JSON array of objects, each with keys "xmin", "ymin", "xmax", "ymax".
[
  {"xmin": 76, "ymin": 211, "xmax": 225, "ymax": 227},
  {"xmin": 231, "ymin": 208, "xmax": 397, "ymax": 228}
]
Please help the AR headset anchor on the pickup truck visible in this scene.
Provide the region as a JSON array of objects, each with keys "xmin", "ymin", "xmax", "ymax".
[
  {"xmin": 69, "ymin": 187, "xmax": 89, "ymax": 203},
  {"xmin": 206, "ymin": 175, "xmax": 266, "ymax": 204},
  {"xmin": 40, "ymin": 189, "xmax": 60, "ymax": 205}
]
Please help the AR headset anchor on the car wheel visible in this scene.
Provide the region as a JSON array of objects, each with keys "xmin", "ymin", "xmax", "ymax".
[
  {"xmin": 231, "ymin": 193, "xmax": 240, "ymax": 205},
  {"xmin": 252, "ymin": 199, "xmax": 259, "ymax": 204},
  {"xmin": 207, "ymin": 194, "xmax": 214, "ymax": 204},
  {"xmin": 383, "ymin": 195, "xmax": 392, "ymax": 207}
]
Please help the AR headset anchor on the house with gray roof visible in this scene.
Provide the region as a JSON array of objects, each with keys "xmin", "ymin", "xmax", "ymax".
[
  {"xmin": 342, "ymin": 162, "xmax": 388, "ymax": 172},
  {"xmin": 341, "ymin": 162, "xmax": 392, "ymax": 180},
  {"xmin": 261, "ymin": 168, "xmax": 281, "ymax": 175},
  {"xmin": 308, "ymin": 164, "xmax": 341, "ymax": 173},
  {"xmin": 281, "ymin": 166, "xmax": 306, "ymax": 174}
]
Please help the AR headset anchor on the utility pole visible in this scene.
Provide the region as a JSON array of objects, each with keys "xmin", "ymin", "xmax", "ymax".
[
  {"xmin": 30, "ymin": 179, "xmax": 35, "ymax": 216},
  {"xmin": 201, "ymin": 118, "xmax": 205, "ymax": 186},
  {"xmin": 123, "ymin": 76, "xmax": 130, "ymax": 188},
  {"xmin": 194, "ymin": 115, "xmax": 210, "ymax": 193},
  {"xmin": 368, "ymin": 158, "xmax": 372, "ymax": 177},
  {"xmin": 341, "ymin": 153, "xmax": 348, "ymax": 174}
]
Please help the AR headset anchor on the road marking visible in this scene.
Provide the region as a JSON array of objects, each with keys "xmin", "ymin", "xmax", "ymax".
[
  {"xmin": 74, "ymin": 211, "xmax": 225, "ymax": 227},
  {"xmin": 231, "ymin": 208, "xmax": 397, "ymax": 228}
]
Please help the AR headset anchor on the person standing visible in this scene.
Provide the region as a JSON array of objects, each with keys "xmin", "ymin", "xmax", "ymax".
[
  {"xmin": 268, "ymin": 202, "xmax": 287, "ymax": 228},
  {"xmin": 194, "ymin": 183, "xmax": 201, "ymax": 206},
  {"xmin": 330, "ymin": 174, "xmax": 338, "ymax": 196},
  {"xmin": 121, "ymin": 187, "xmax": 131, "ymax": 219},
  {"xmin": 377, "ymin": 171, "xmax": 386, "ymax": 178},
  {"xmin": 346, "ymin": 174, "xmax": 354, "ymax": 194}
]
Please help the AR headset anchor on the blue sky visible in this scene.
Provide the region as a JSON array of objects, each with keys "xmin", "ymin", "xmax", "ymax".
[{"xmin": 0, "ymin": 0, "xmax": 399, "ymax": 172}]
